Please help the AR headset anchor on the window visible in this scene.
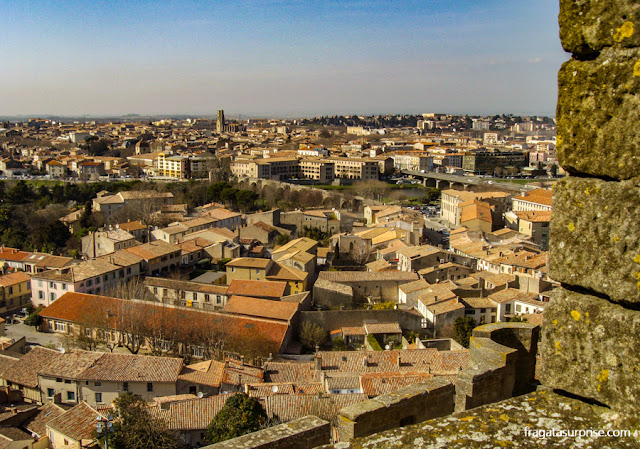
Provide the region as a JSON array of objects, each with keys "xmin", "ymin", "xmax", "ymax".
[
  {"xmin": 204, "ymin": 294, "xmax": 210, "ymax": 302},
  {"xmin": 94, "ymin": 382, "xmax": 101, "ymax": 387},
  {"xmin": 64, "ymin": 379, "xmax": 71, "ymax": 384},
  {"xmin": 49, "ymin": 282, "xmax": 55, "ymax": 288},
  {"xmin": 66, "ymin": 391, "xmax": 75, "ymax": 401},
  {"xmin": 47, "ymin": 388, "xmax": 55, "ymax": 398},
  {"xmin": 122, "ymin": 382, "xmax": 128, "ymax": 392},
  {"xmin": 147, "ymin": 382, "xmax": 153, "ymax": 392},
  {"xmin": 192, "ymin": 292, "xmax": 197, "ymax": 301},
  {"xmin": 505, "ymin": 304, "xmax": 512, "ymax": 314},
  {"xmin": 61, "ymin": 283, "xmax": 67, "ymax": 290},
  {"xmin": 38, "ymin": 291, "xmax": 44, "ymax": 300},
  {"xmin": 480, "ymin": 308, "xmax": 486, "ymax": 314},
  {"xmin": 56, "ymin": 378, "xmax": 62, "ymax": 383},
  {"xmin": 50, "ymin": 292, "xmax": 56, "ymax": 302},
  {"xmin": 8, "ymin": 286, "xmax": 12, "ymax": 294},
  {"xmin": 153, "ymin": 287, "xmax": 158, "ymax": 294},
  {"xmin": 54, "ymin": 322, "xmax": 66, "ymax": 332},
  {"xmin": 103, "ymin": 275, "xmax": 109, "ymax": 282},
  {"xmin": 95, "ymin": 392, "xmax": 103, "ymax": 403}
]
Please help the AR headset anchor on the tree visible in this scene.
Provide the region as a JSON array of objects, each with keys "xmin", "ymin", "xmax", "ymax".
[
  {"xmin": 299, "ymin": 321, "xmax": 326, "ymax": 350},
  {"xmin": 108, "ymin": 393, "xmax": 180, "ymax": 449},
  {"xmin": 332, "ymin": 336, "xmax": 347, "ymax": 351},
  {"xmin": 79, "ymin": 201, "xmax": 93, "ymax": 229},
  {"xmin": 349, "ymin": 239, "xmax": 371, "ymax": 266},
  {"xmin": 453, "ymin": 316, "xmax": 477, "ymax": 348},
  {"xmin": 25, "ymin": 306, "xmax": 44, "ymax": 327},
  {"xmin": 205, "ymin": 393, "xmax": 268, "ymax": 444}
]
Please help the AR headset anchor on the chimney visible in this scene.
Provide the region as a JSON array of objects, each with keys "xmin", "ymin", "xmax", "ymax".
[
  {"xmin": 240, "ymin": 355, "xmax": 245, "ymax": 366},
  {"xmin": 315, "ymin": 354, "xmax": 322, "ymax": 371}
]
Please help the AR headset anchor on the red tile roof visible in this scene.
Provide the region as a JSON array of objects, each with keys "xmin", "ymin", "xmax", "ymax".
[
  {"xmin": 226, "ymin": 279, "xmax": 286, "ymax": 299},
  {"xmin": 0, "ymin": 271, "xmax": 31, "ymax": 287},
  {"xmin": 1, "ymin": 347, "xmax": 64, "ymax": 388},
  {"xmin": 46, "ymin": 402, "xmax": 101, "ymax": 442},
  {"xmin": 79, "ymin": 353, "xmax": 183, "ymax": 383},
  {"xmin": 224, "ymin": 296, "xmax": 298, "ymax": 322},
  {"xmin": 39, "ymin": 292, "xmax": 290, "ymax": 355}
]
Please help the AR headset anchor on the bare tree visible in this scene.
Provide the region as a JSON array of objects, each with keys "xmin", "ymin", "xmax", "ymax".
[{"xmin": 349, "ymin": 238, "xmax": 371, "ymax": 266}]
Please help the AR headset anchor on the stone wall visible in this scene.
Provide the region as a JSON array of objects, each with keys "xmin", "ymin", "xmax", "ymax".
[
  {"xmin": 542, "ymin": 0, "xmax": 640, "ymax": 420},
  {"xmin": 312, "ymin": 279, "xmax": 353, "ymax": 309},
  {"xmin": 455, "ymin": 323, "xmax": 539, "ymax": 412},
  {"xmin": 334, "ymin": 378, "xmax": 455, "ymax": 442},
  {"xmin": 203, "ymin": 416, "xmax": 330, "ymax": 449}
]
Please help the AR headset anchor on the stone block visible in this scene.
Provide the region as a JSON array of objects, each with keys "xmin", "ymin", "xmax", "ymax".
[
  {"xmin": 541, "ymin": 288, "xmax": 640, "ymax": 418},
  {"xmin": 204, "ymin": 416, "xmax": 330, "ymax": 449},
  {"xmin": 549, "ymin": 177, "xmax": 640, "ymax": 303},
  {"xmin": 560, "ymin": 0, "xmax": 640, "ymax": 55},
  {"xmin": 455, "ymin": 323, "xmax": 539, "ymax": 412},
  {"xmin": 335, "ymin": 378, "xmax": 454, "ymax": 442},
  {"xmin": 557, "ymin": 48, "xmax": 640, "ymax": 180}
]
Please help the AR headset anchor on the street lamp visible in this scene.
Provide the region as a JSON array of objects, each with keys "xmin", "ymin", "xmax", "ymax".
[{"xmin": 95, "ymin": 414, "xmax": 114, "ymax": 449}]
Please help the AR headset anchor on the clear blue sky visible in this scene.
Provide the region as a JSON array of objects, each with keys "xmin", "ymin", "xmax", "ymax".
[{"xmin": 0, "ymin": 0, "xmax": 567, "ymax": 117}]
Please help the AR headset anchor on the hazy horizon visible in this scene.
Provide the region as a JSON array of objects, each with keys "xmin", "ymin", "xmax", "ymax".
[{"xmin": 1, "ymin": 0, "xmax": 567, "ymax": 117}]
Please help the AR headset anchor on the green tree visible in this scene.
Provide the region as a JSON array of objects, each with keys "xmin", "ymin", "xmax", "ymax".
[
  {"xmin": 79, "ymin": 201, "xmax": 93, "ymax": 229},
  {"xmin": 25, "ymin": 306, "xmax": 44, "ymax": 327},
  {"xmin": 453, "ymin": 316, "xmax": 477, "ymax": 348},
  {"xmin": 332, "ymin": 336, "xmax": 347, "ymax": 351},
  {"xmin": 205, "ymin": 393, "xmax": 268, "ymax": 444},
  {"xmin": 108, "ymin": 393, "xmax": 179, "ymax": 449},
  {"xmin": 299, "ymin": 321, "xmax": 326, "ymax": 350},
  {"xmin": 7, "ymin": 180, "xmax": 34, "ymax": 204}
]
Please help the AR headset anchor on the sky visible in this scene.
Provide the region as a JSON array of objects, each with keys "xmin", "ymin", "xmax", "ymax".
[{"xmin": 0, "ymin": 0, "xmax": 568, "ymax": 117}]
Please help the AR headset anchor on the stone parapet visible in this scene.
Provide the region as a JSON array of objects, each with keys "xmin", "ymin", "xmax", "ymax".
[
  {"xmin": 319, "ymin": 389, "xmax": 640, "ymax": 448},
  {"xmin": 556, "ymin": 48, "xmax": 640, "ymax": 180},
  {"xmin": 541, "ymin": 288, "xmax": 640, "ymax": 419},
  {"xmin": 559, "ymin": 0, "xmax": 640, "ymax": 55},
  {"xmin": 334, "ymin": 378, "xmax": 454, "ymax": 442},
  {"xmin": 202, "ymin": 416, "xmax": 330, "ymax": 449},
  {"xmin": 549, "ymin": 177, "xmax": 640, "ymax": 303},
  {"xmin": 455, "ymin": 322, "xmax": 539, "ymax": 412}
]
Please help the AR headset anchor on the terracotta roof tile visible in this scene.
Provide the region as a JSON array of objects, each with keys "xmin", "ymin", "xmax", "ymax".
[
  {"xmin": 39, "ymin": 292, "xmax": 290, "ymax": 356},
  {"xmin": 227, "ymin": 279, "xmax": 286, "ymax": 299},
  {"xmin": 1, "ymin": 347, "xmax": 63, "ymax": 388},
  {"xmin": 46, "ymin": 402, "xmax": 101, "ymax": 442},
  {"xmin": 78, "ymin": 353, "xmax": 183, "ymax": 382},
  {"xmin": 224, "ymin": 296, "xmax": 298, "ymax": 322}
]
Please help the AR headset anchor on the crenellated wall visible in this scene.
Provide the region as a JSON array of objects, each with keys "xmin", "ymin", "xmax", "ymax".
[
  {"xmin": 203, "ymin": 416, "xmax": 330, "ymax": 449},
  {"xmin": 455, "ymin": 323, "xmax": 539, "ymax": 413},
  {"xmin": 334, "ymin": 378, "xmax": 455, "ymax": 442}
]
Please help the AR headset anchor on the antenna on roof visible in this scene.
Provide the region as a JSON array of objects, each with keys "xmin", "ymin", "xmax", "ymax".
[
  {"xmin": 272, "ymin": 385, "xmax": 278, "ymax": 394},
  {"xmin": 197, "ymin": 392, "xmax": 204, "ymax": 399}
]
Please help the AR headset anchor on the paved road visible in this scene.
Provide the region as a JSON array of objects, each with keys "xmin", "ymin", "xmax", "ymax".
[{"xmin": 4, "ymin": 322, "xmax": 62, "ymax": 348}]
